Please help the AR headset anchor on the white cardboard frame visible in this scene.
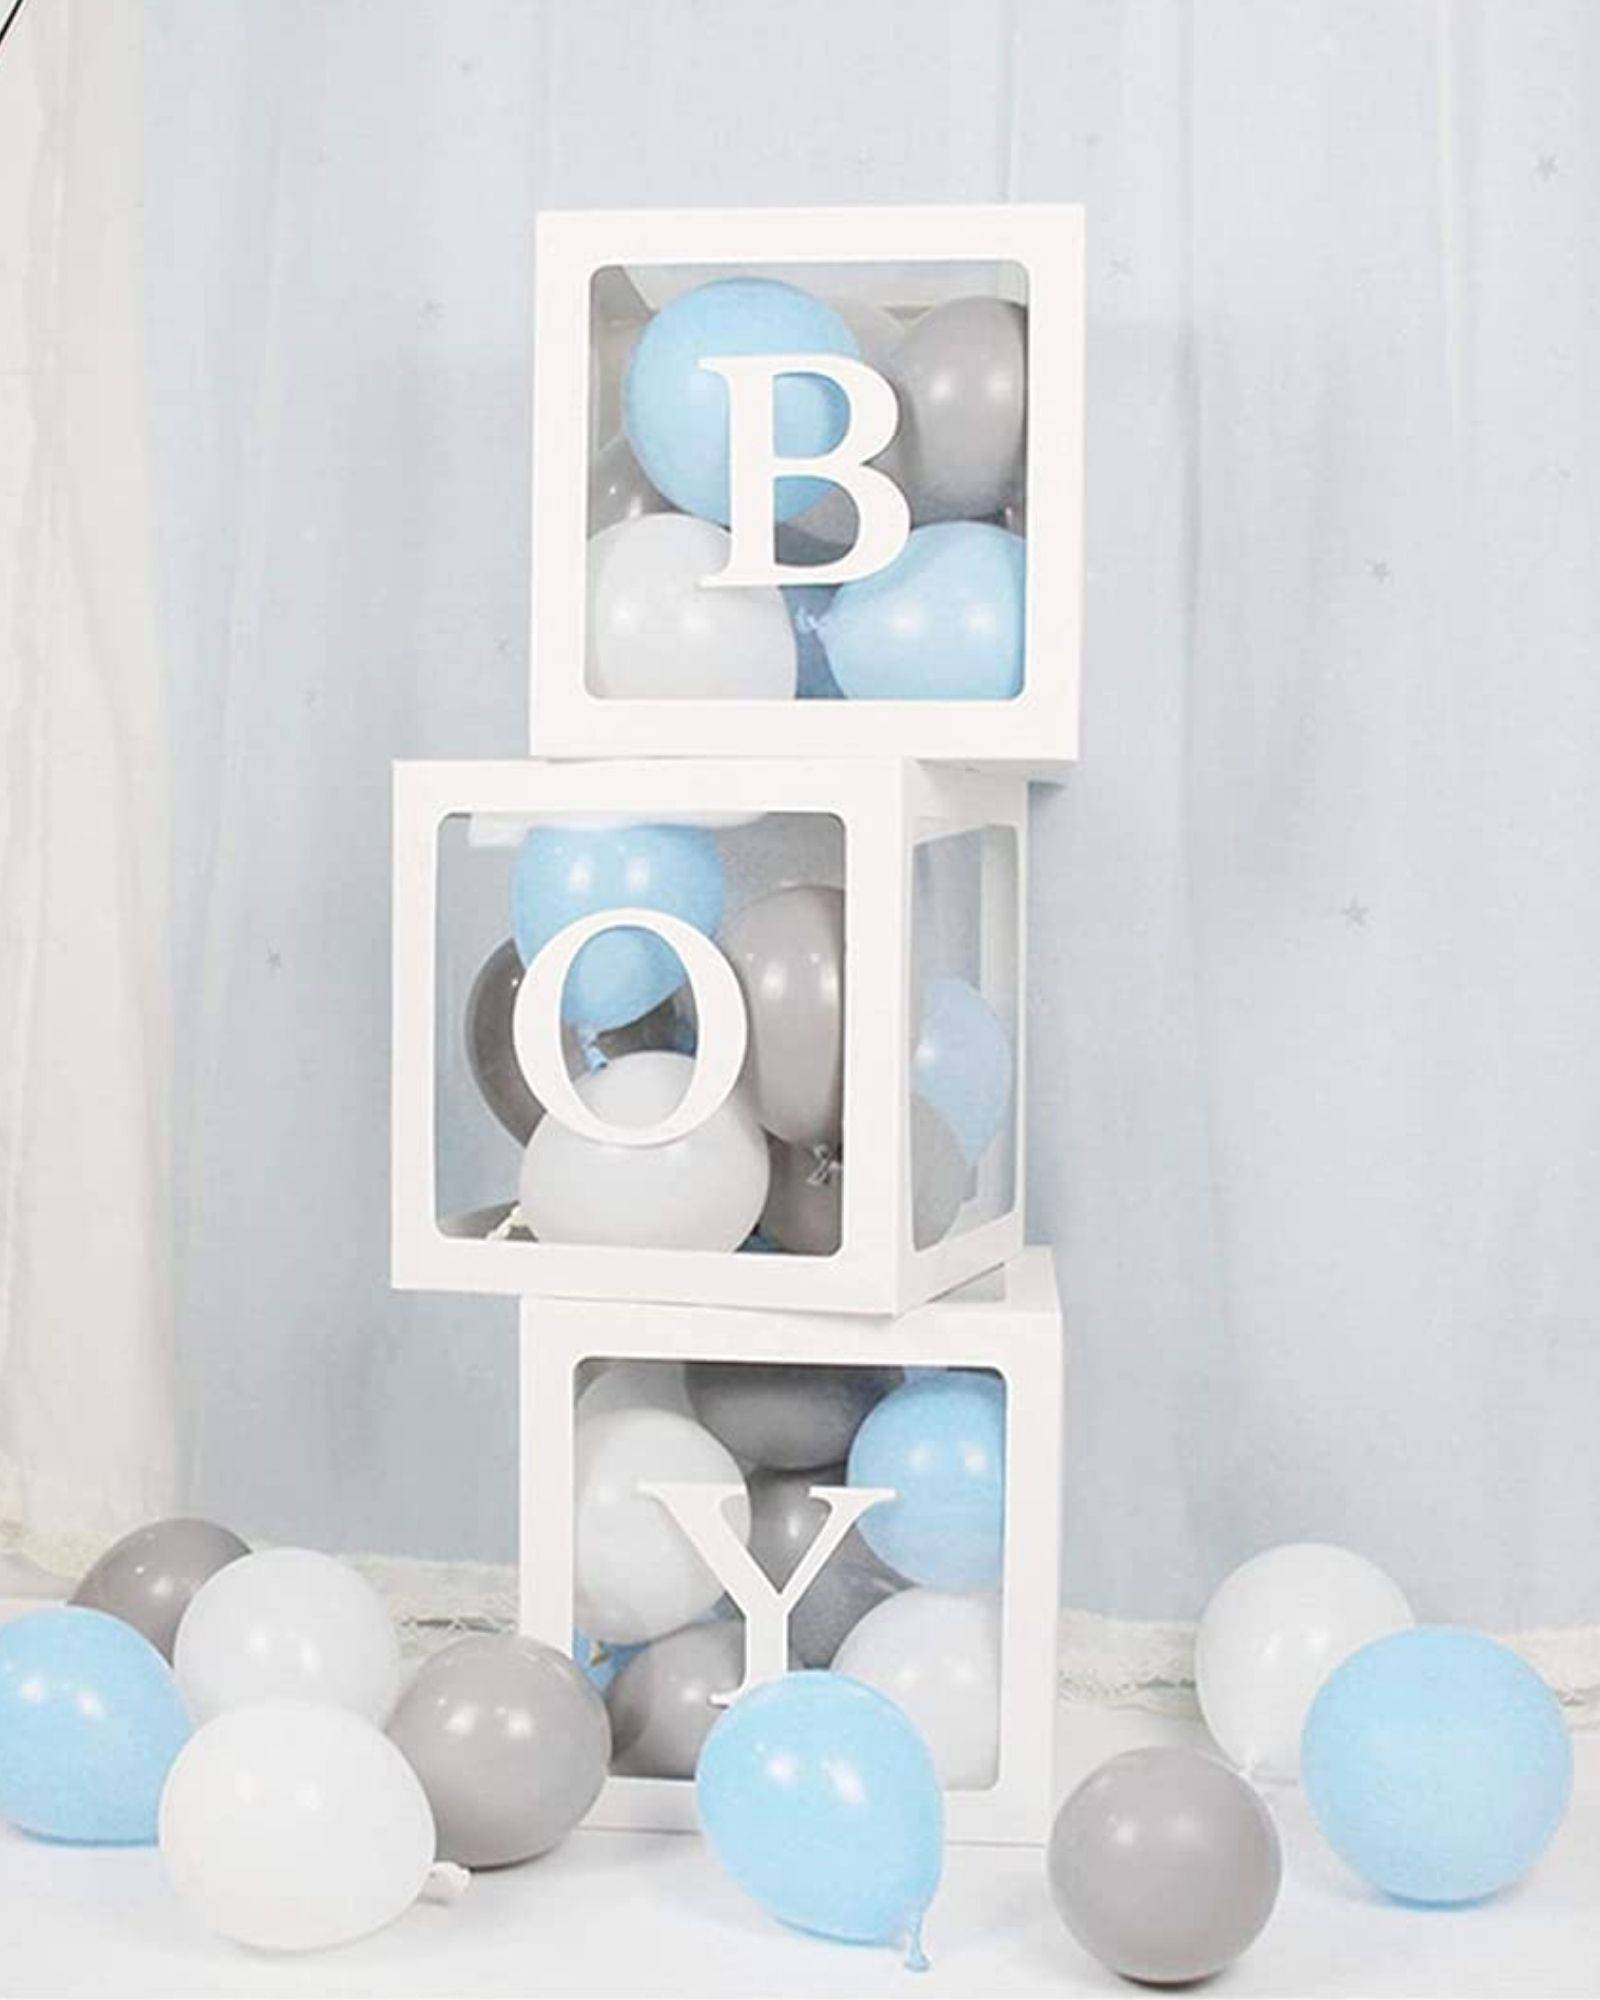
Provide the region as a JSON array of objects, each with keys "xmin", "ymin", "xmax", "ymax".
[
  {"xmin": 392, "ymin": 757, "xmax": 1027, "ymax": 1314},
  {"xmin": 519, "ymin": 1251, "xmax": 1065, "ymax": 1845},
  {"xmin": 531, "ymin": 204, "xmax": 1085, "ymax": 773}
]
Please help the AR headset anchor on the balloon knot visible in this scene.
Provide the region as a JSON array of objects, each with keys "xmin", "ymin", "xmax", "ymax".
[
  {"xmin": 902, "ymin": 1914, "xmax": 930, "ymax": 1973},
  {"xmin": 422, "ymin": 1861, "xmax": 471, "ymax": 1906},
  {"xmin": 805, "ymin": 1144, "xmax": 841, "ymax": 1189}
]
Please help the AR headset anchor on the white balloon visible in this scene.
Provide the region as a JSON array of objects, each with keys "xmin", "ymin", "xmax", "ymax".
[
  {"xmin": 174, "ymin": 1548, "xmax": 401, "ymax": 1726},
  {"xmin": 519, "ymin": 1052, "xmax": 770, "ymax": 1251},
  {"xmin": 1195, "ymin": 1542, "xmax": 1414, "ymax": 1782},
  {"xmin": 586, "ymin": 515, "xmax": 797, "ymax": 699},
  {"xmin": 575, "ymin": 1407, "xmax": 751, "ymax": 1644},
  {"xmin": 578, "ymin": 1359, "xmax": 697, "ymax": 1423},
  {"xmin": 833, "ymin": 1587, "xmax": 1001, "ymax": 1789},
  {"xmin": 160, "ymin": 1702, "xmax": 435, "ymax": 1951}
]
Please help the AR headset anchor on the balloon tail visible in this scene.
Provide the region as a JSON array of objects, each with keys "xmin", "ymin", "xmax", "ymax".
[
  {"xmin": 576, "ymin": 1026, "xmax": 607, "ymax": 1073},
  {"xmin": 422, "ymin": 1861, "xmax": 471, "ymax": 1905},
  {"xmin": 902, "ymin": 1915, "xmax": 930, "ymax": 1974},
  {"xmin": 805, "ymin": 1144, "xmax": 841, "ymax": 1190}
]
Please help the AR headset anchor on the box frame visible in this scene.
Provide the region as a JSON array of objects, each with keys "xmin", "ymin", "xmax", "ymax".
[
  {"xmin": 530, "ymin": 203, "xmax": 1085, "ymax": 773},
  {"xmin": 519, "ymin": 1251, "xmax": 1064, "ymax": 1844}
]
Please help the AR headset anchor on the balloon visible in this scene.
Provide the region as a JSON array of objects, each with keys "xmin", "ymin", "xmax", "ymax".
[
  {"xmin": 785, "ymin": 584, "xmax": 843, "ymax": 698},
  {"xmin": 573, "ymin": 1629, "xmax": 643, "ymax": 1694},
  {"xmin": 588, "ymin": 431, "xmax": 668, "ymax": 535},
  {"xmin": 160, "ymin": 1702, "xmax": 435, "ymax": 1951},
  {"xmin": 697, "ymin": 1672, "xmax": 942, "ymax": 1960},
  {"xmin": 1048, "ymin": 1747, "xmax": 1281, "ymax": 1984},
  {"xmin": 606, "ymin": 1619, "xmax": 745, "ymax": 1779},
  {"xmin": 71, "ymin": 1517, "xmax": 249, "ymax": 1662},
  {"xmin": 912, "ymin": 975, "xmax": 1013, "ymax": 1164},
  {"xmin": 760, "ymin": 1139, "xmax": 841, "ymax": 1255},
  {"xmin": 577, "ymin": 1357, "xmax": 697, "ymax": 1423},
  {"xmin": 1195, "ymin": 1543, "xmax": 1414, "ymax": 1781},
  {"xmin": 911, "ymin": 1097, "xmax": 968, "ymax": 1248},
  {"xmin": 821, "ymin": 522, "xmax": 1026, "ymax": 701},
  {"xmin": 721, "ymin": 885, "xmax": 843, "ymax": 1147},
  {"xmin": 833, "ymin": 1589, "xmax": 1000, "ymax": 1789},
  {"xmin": 173, "ymin": 1547, "xmax": 401, "ymax": 1726},
  {"xmin": 1301, "ymin": 1627, "xmax": 1572, "ymax": 1904},
  {"xmin": 687, "ymin": 1360, "xmax": 900, "ymax": 1472},
  {"xmin": 885, "ymin": 297, "xmax": 1027, "ymax": 524},
  {"xmin": 574, "ymin": 1407, "xmax": 751, "ymax": 1644},
  {"xmin": 387, "ymin": 1634, "xmax": 610, "ymax": 1866},
  {"xmin": 0, "ymin": 1607, "xmax": 189, "ymax": 1844},
  {"xmin": 848, "ymin": 1370, "xmax": 1005, "ymax": 1591},
  {"xmin": 511, "ymin": 820, "xmax": 726, "ymax": 1033},
  {"xmin": 587, "ymin": 515, "xmax": 797, "ymax": 700},
  {"xmin": 624, "ymin": 277, "xmax": 858, "ymax": 524},
  {"xmin": 519, "ymin": 1053, "xmax": 770, "ymax": 1251},
  {"xmin": 745, "ymin": 1464, "xmax": 905, "ymax": 1667}
]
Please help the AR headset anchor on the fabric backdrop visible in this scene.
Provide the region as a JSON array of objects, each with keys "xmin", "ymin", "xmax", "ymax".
[{"xmin": 4, "ymin": 0, "xmax": 1598, "ymax": 1699}]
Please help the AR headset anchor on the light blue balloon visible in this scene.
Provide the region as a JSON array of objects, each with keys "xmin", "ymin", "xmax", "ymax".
[
  {"xmin": 697, "ymin": 1672, "xmax": 942, "ymax": 1958},
  {"xmin": 624, "ymin": 278, "xmax": 859, "ymax": 525},
  {"xmin": 848, "ymin": 1371, "xmax": 1005, "ymax": 1591},
  {"xmin": 784, "ymin": 584, "xmax": 842, "ymax": 700},
  {"xmin": 912, "ymin": 975, "xmax": 1012, "ymax": 1164},
  {"xmin": 511, "ymin": 822, "xmax": 725, "ymax": 1032},
  {"xmin": 1302, "ymin": 1628, "xmax": 1572, "ymax": 1904},
  {"xmin": 0, "ymin": 1607, "xmax": 190, "ymax": 1845},
  {"xmin": 820, "ymin": 523, "xmax": 1026, "ymax": 701}
]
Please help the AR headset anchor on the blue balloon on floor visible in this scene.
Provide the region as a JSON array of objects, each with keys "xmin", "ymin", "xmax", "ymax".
[
  {"xmin": 511, "ymin": 822, "xmax": 725, "ymax": 1032},
  {"xmin": 1301, "ymin": 1627, "xmax": 1572, "ymax": 1904},
  {"xmin": 697, "ymin": 1672, "xmax": 942, "ymax": 1959},
  {"xmin": 625, "ymin": 278, "xmax": 858, "ymax": 525},
  {"xmin": 912, "ymin": 975, "xmax": 1013, "ymax": 1164},
  {"xmin": 848, "ymin": 1370, "xmax": 1006, "ymax": 1591},
  {"xmin": 0, "ymin": 1606, "xmax": 190, "ymax": 1845},
  {"xmin": 820, "ymin": 523, "xmax": 1026, "ymax": 700}
]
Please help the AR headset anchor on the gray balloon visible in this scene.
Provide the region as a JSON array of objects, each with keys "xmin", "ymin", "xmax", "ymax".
[
  {"xmin": 911, "ymin": 1097, "xmax": 969, "ymax": 1249},
  {"xmin": 588, "ymin": 432, "xmax": 669, "ymax": 535},
  {"xmin": 761, "ymin": 1140, "xmax": 841, "ymax": 1255},
  {"xmin": 71, "ymin": 1517, "xmax": 249, "ymax": 1662},
  {"xmin": 687, "ymin": 1361, "xmax": 900, "ymax": 1472},
  {"xmin": 387, "ymin": 1634, "xmax": 611, "ymax": 1867},
  {"xmin": 606, "ymin": 1619, "xmax": 744, "ymax": 1779},
  {"xmin": 747, "ymin": 1467, "xmax": 905, "ymax": 1668},
  {"xmin": 721, "ymin": 885, "xmax": 844, "ymax": 1149},
  {"xmin": 1048, "ymin": 1747, "xmax": 1282, "ymax": 1985},
  {"xmin": 887, "ymin": 297, "xmax": 1027, "ymax": 525}
]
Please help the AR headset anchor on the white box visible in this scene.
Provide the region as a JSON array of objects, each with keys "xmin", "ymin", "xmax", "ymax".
[
  {"xmin": 392, "ymin": 756, "xmax": 1026, "ymax": 1314},
  {"xmin": 531, "ymin": 204, "xmax": 1084, "ymax": 773},
  {"xmin": 519, "ymin": 1252, "xmax": 1064, "ymax": 1844}
]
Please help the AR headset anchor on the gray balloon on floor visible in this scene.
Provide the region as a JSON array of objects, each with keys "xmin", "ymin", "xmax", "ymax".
[
  {"xmin": 888, "ymin": 297, "xmax": 1028, "ymax": 525},
  {"xmin": 71, "ymin": 1517, "xmax": 249, "ymax": 1661},
  {"xmin": 387, "ymin": 1634, "xmax": 611, "ymax": 1867},
  {"xmin": 761, "ymin": 1140, "xmax": 841, "ymax": 1255},
  {"xmin": 606, "ymin": 1619, "xmax": 745, "ymax": 1779},
  {"xmin": 687, "ymin": 1360, "xmax": 900, "ymax": 1472},
  {"xmin": 720, "ymin": 884, "xmax": 844, "ymax": 1149},
  {"xmin": 1047, "ymin": 1746, "xmax": 1282, "ymax": 1985},
  {"xmin": 747, "ymin": 1466, "xmax": 906, "ymax": 1667}
]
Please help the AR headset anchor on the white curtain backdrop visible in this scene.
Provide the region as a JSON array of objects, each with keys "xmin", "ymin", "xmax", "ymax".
[{"xmin": 5, "ymin": 0, "xmax": 1599, "ymax": 1699}]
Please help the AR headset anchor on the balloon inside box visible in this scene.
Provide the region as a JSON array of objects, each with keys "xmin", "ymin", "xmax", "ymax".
[
  {"xmin": 519, "ymin": 1254, "xmax": 1065, "ymax": 1845},
  {"xmin": 392, "ymin": 756, "xmax": 1027, "ymax": 1314},
  {"xmin": 532, "ymin": 205, "xmax": 1084, "ymax": 766}
]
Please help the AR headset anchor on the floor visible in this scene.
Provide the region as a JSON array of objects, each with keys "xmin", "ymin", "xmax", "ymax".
[{"xmin": 3, "ymin": 1580, "xmax": 1598, "ymax": 1998}]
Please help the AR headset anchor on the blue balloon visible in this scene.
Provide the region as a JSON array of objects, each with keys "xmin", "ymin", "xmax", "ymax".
[
  {"xmin": 848, "ymin": 1371, "xmax": 1005, "ymax": 1591},
  {"xmin": 0, "ymin": 1607, "xmax": 190, "ymax": 1845},
  {"xmin": 573, "ymin": 1629, "xmax": 642, "ymax": 1695},
  {"xmin": 511, "ymin": 822, "xmax": 725, "ymax": 1032},
  {"xmin": 1302, "ymin": 1628, "xmax": 1572, "ymax": 1904},
  {"xmin": 820, "ymin": 523, "xmax": 1026, "ymax": 701},
  {"xmin": 624, "ymin": 278, "xmax": 858, "ymax": 525},
  {"xmin": 912, "ymin": 975, "xmax": 1013, "ymax": 1164},
  {"xmin": 784, "ymin": 584, "xmax": 842, "ymax": 700},
  {"xmin": 697, "ymin": 1672, "xmax": 942, "ymax": 1959}
]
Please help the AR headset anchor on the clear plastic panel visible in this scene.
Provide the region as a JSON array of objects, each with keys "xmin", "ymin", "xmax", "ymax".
[
  {"xmin": 434, "ymin": 809, "xmax": 847, "ymax": 1256},
  {"xmin": 571, "ymin": 1356, "xmax": 1006, "ymax": 1794},
  {"xmin": 586, "ymin": 258, "xmax": 1030, "ymax": 702}
]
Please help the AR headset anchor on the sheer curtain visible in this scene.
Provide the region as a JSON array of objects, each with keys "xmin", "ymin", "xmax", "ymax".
[{"xmin": 5, "ymin": 0, "xmax": 1598, "ymax": 1702}]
